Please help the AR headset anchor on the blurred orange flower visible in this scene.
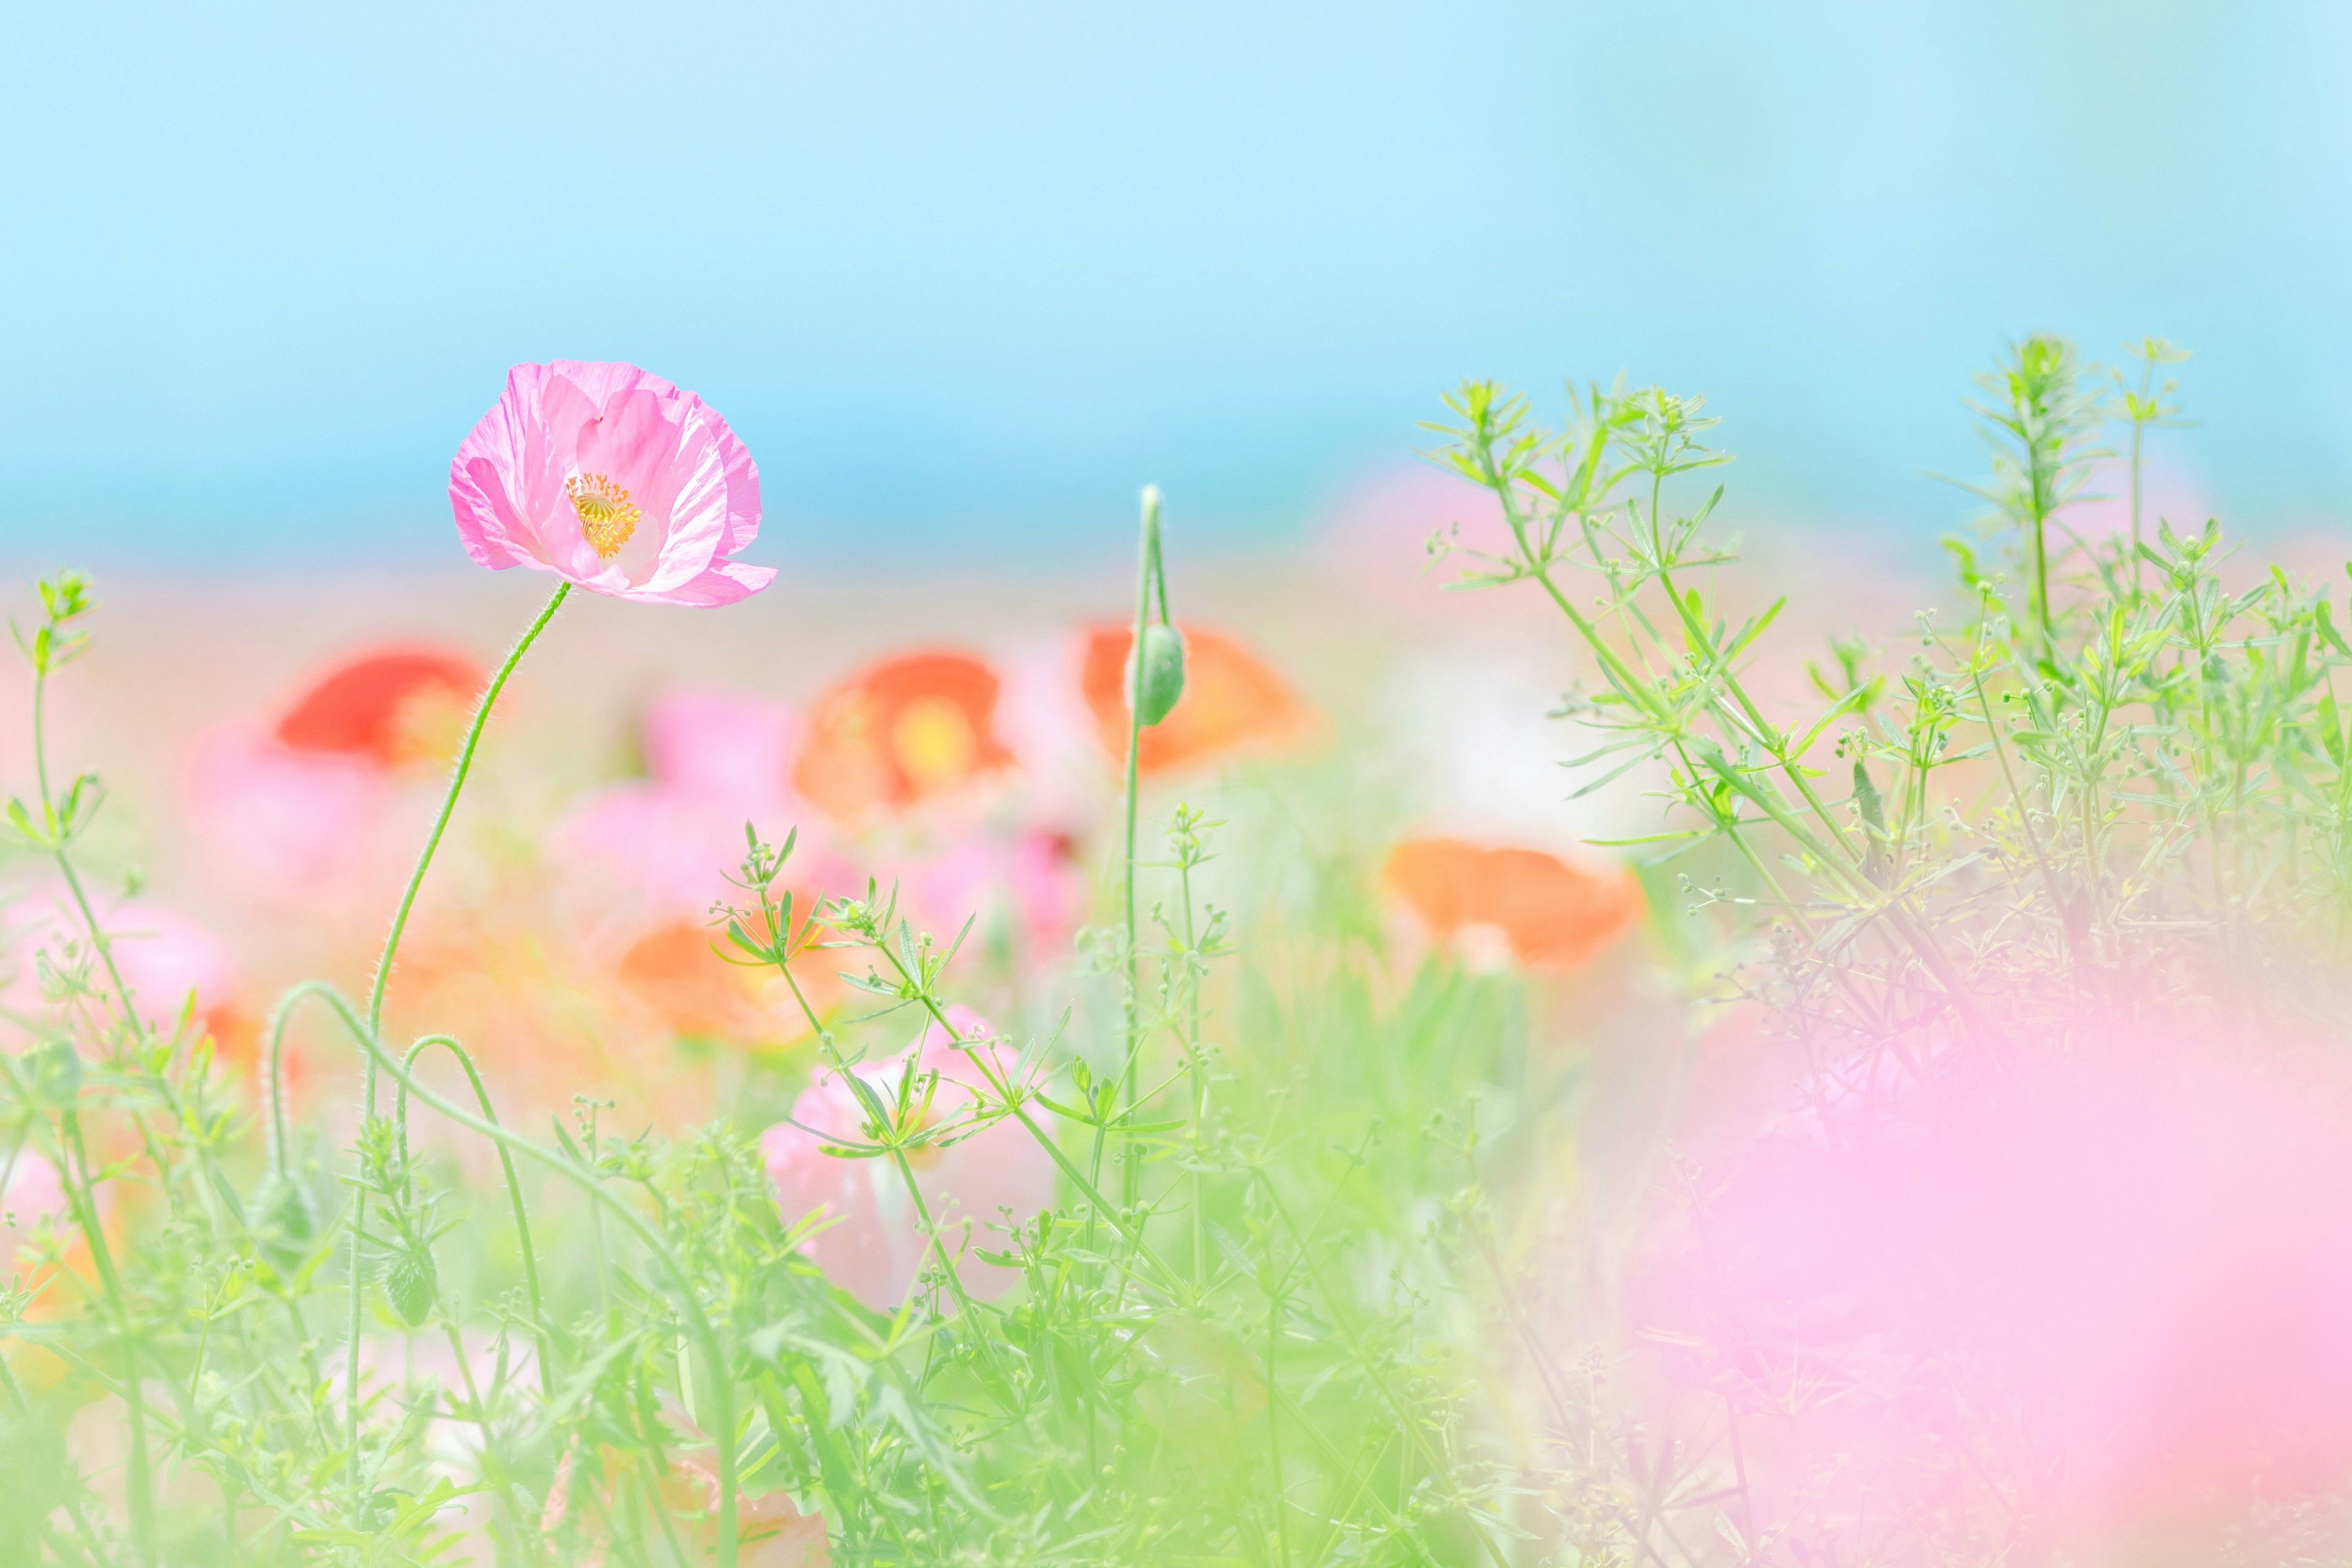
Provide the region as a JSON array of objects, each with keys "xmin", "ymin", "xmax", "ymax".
[
  {"xmin": 614, "ymin": 918, "xmax": 840, "ymax": 1047},
  {"xmin": 1080, "ymin": 625, "xmax": 1302, "ymax": 775},
  {"xmin": 544, "ymin": 1438, "xmax": 829, "ymax": 1567},
  {"xmin": 275, "ymin": 647, "xmax": 484, "ymax": 769},
  {"xmin": 793, "ymin": 652, "xmax": 1014, "ymax": 820},
  {"xmin": 1382, "ymin": 836, "xmax": 1643, "ymax": 970}
]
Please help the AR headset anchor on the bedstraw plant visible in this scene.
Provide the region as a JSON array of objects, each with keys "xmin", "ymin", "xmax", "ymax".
[{"xmin": 4, "ymin": 336, "xmax": 2351, "ymax": 1567}]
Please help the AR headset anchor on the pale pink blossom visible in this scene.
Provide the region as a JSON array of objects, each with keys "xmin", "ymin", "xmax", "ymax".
[
  {"xmin": 554, "ymin": 687, "xmax": 837, "ymax": 923},
  {"xmin": 762, "ymin": 1007, "xmax": 1054, "ymax": 1309},
  {"xmin": 187, "ymin": 724, "xmax": 391, "ymax": 903},
  {"xmin": 553, "ymin": 688, "xmax": 852, "ymax": 1042},
  {"xmin": 184, "ymin": 644, "xmax": 483, "ymax": 906},
  {"xmin": 1635, "ymin": 1031, "xmax": 2352, "ymax": 1544},
  {"xmin": 1, "ymin": 1147, "xmax": 69, "ymax": 1270},
  {"xmin": 449, "ymin": 361, "xmax": 772, "ymax": 605},
  {"xmin": 994, "ymin": 638, "xmax": 1115, "ymax": 838},
  {"xmin": 889, "ymin": 826, "xmax": 1085, "ymax": 967},
  {"xmin": 1, "ymin": 884, "xmax": 236, "ymax": 1038},
  {"xmin": 644, "ymin": 687, "xmax": 798, "ymax": 801}
]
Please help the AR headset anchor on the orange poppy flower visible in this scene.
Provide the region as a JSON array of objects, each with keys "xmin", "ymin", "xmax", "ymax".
[
  {"xmin": 1383, "ymin": 836, "xmax": 1643, "ymax": 970},
  {"xmin": 1080, "ymin": 625, "xmax": 1303, "ymax": 775},
  {"xmin": 793, "ymin": 651, "xmax": 1014, "ymax": 820},
  {"xmin": 543, "ymin": 1440, "xmax": 829, "ymax": 1567},
  {"xmin": 276, "ymin": 647, "xmax": 484, "ymax": 769},
  {"xmin": 616, "ymin": 919, "xmax": 839, "ymax": 1047}
]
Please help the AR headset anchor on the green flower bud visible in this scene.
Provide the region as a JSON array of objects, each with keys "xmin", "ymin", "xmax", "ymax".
[
  {"xmin": 383, "ymin": 1249, "xmax": 437, "ymax": 1329},
  {"xmin": 1128, "ymin": 624, "xmax": 1187, "ymax": 728},
  {"xmin": 250, "ymin": 1173, "xmax": 315, "ymax": 1276},
  {"xmin": 24, "ymin": 1039, "xmax": 80, "ymax": 1109}
]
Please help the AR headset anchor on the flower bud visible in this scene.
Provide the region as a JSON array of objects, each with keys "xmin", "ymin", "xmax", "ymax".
[
  {"xmin": 383, "ymin": 1248, "xmax": 437, "ymax": 1328},
  {"xmin": 1127, "ymin": 625, "xmax": 1187, "ymax": 728},
  {"xmin": 251, "ymin": 1172, "xmax": 317, "ymax": 1276}
]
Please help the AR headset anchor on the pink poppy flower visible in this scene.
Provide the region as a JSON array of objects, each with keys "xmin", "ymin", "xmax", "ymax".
[
  {"xmin": 187, "ymin": 728, "xmax": 388, "ymax": 903},
  {"xmin": 1632, "ymin": 1031, "xmax": 2352, "ymax": 1549},
  {"xmin": 556, "ymin": 688, "xmax": 806, "ymax": 918},
  {"xmin": 1, "ymin": 884, "xmax": 236, "ymax": 1040},
  {"xmin": 1, "ymin": 1148, "xmax": 69, "ymax": 1270},
  {"xmin": 761, "ymin": 1007, "xmax": 1055, "ymax": 1310},
  {"xmin": 448, "ymin": 361, "xmax": 772, "ymax": 605},
  {"xmin": 186, "ymin": 644, "xmax": 484, "ymax": 906},
  {"xmin": 891, "ymin": 826, "xmax": 1085, "ymax": 966},
  {"xmin": 552, "ymin": 688, "xmax": 854, "ymax": 1042}
]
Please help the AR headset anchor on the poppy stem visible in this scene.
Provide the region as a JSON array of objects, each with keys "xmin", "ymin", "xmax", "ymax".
[
  {"xmin": 344, "ymin": 579, "xmax": 568, "ymax": 1485},
  {"xmin": 1117, "ymin": 487, "xmax": 1163, "ymax": 1216}
]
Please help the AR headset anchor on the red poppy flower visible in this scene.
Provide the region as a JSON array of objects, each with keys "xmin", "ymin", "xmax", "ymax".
[{"xmin": 275, "ymin": 647, "xmax": 484, "ymax": 769}]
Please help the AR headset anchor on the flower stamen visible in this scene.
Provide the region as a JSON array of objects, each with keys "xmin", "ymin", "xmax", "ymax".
[{"xmin": 565, "ymin": 473, "xmax": 641, "ymax": 560}]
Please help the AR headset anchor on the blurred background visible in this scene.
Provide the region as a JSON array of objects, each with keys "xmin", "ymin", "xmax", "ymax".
[
  {"xmin": 10, "ymin": 10, "xmax": 2352, "ymax": 1552},
  {"xmin": 6, "ymin": 0, "xmax": 2349, "ymax": 576}
]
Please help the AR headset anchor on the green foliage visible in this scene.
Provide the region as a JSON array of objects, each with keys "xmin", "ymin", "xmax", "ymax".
[{"xmin": 7, "ymin": 334, "xmax": 2352, "ymax": 1566}]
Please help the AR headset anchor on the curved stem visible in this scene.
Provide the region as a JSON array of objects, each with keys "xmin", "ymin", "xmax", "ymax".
[
  {"xmin": 285, "ymin": 979, "xmax": 739, "ymax": 1568},
  {"xmin": 345, "ymin": 581, "xmax": 568, "ymax": 1483},
  {"xmin": 399, "ymin": 1035, "xmax": 556, "ymax": 1398}
]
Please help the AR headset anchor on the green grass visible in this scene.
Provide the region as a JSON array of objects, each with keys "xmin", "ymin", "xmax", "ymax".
[{"xmin": 7, "ymin": 334, "xmax": 2352, "ymax": 1566}]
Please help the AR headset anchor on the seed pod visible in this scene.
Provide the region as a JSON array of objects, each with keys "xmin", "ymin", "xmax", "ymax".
[
  {"xmin": 1127, "ymin": 624, "xmax": 1187, "ymax": 728},
  {"xmin": 383, "ymin": 1248, "xmax": 437, "ymax": 1329},
  {"xmin": 251, "ymin": 1172, "xmax": 316, "ymax": 1275},
  {"xmin": 25, "ymin": 1039, "xmax": 80, "ymax": 1109}
]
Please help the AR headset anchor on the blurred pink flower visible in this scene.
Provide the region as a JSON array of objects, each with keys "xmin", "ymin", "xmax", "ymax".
[
  {"xmin": 1, "ymin": 1147, "xmax": 69, "ymax": 1268},
  {"xmin": 891, "ymin": 827, "xmax": 1085, "ymax": 967},
  {"xmin": 643, "ymin": 687, "xmax": 796, "ymax": 800},
  {"xmin": 995, "ymin": 638, "xmax": 1114, "ymax": 837},
  {"xmin": 1311, "ymin": 463, "xmax": 1521, "ymax": 619},
  {"xmin": 2065, "ymin": 454, "xmax": 2211, "ymax": 546},
  {"xmin": 188, "ymin": 725, "xmax": 391, "ymax": 903},
  {"xmin": 186, "ymin": 644, "xmax": 484, "ymax": 905},
  {"xmin": 1, "ymin": 884, "xmax": 236, "ymax": 1039},
  {"xmin": 449, "ymin": 361, "xmax": 772, "ymax": 606},
  {"xmin": 761, "ymin": 1006, "xmax": 1054, "ymax": 1310},
  {"xmin": 1635, "ymin": 1035, "xmax": 2352, "ymax": 1545},
  {"xmin": 555, "ymin": 688, "xmax": 854, "ymax": 1043},
  {"xmin": 555, "ymin": 687, "xmax": 831, "ymax": 921}
]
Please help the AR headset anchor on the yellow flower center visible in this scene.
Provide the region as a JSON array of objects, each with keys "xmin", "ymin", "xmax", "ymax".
[
  {"xmin": 565, "ymin": 473, "xmax": 641, "ymax": 560},
  {"xmin": 891, "ymin": 698, "xmax": 978, "ymax": 793}
]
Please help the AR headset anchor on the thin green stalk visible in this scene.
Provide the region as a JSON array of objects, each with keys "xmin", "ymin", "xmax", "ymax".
[
  {"xmin": 769, "ymin": 959, "xmax": 1020, "ymax": 1396},
  {"xmin": 278, "ymin": 979, "xmax": 742, "ymax": 1568},
  {"xmin": 26, "ymin": 622, "xmax": 159, "ymax": 1568},
  {"xmin": 1117, "ymin": 487, "xmax": 1160, "ymax": 1215},
  {"xmin": 1267, "ymin": 1288, "xmax": 1291, "ymax": 1568},
  {"xmin": 345, "ymin": 579, "xmax": 568, "ymax": 1482},
  {"xmin": 2130, "ymin": 415, "xmax": 2146, "ymax": 600},
  {"xmin": 399, "ymin": 1035, "xmax": 556, "ymax": 1398}
]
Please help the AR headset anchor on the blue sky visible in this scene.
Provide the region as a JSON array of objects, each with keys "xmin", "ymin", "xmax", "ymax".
[{"xmin": 4, "ymin": 0, "xmax": 2346, "ymax": 573}]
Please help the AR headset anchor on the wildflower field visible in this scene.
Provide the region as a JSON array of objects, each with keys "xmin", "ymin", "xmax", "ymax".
[{"xmin": 9, "ymin": 342, "xmax": 2352, "ymax": 1567}]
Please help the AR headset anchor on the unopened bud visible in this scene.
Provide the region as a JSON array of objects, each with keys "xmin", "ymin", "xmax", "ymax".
[{"xmin": 1127, "ymin": 625, "xmax": 1187, "ymax": 727}]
